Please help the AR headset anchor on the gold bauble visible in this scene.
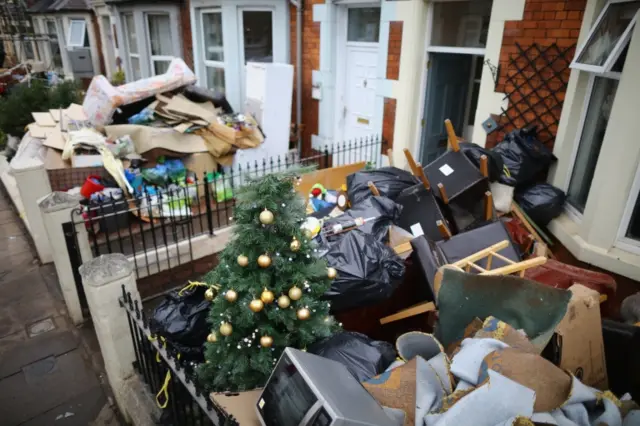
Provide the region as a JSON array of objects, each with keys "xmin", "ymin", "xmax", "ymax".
[
  {"xmin": 290, "ymin": 238, "xmax": 301, "ymax": 252},
  {"xmin": 297, "ymin": 308, "xmax": 311, "ymax": 320},
  {"xmin": 237, "ymin": 255, "xmax": 249, "ymax": 267},
  {"xmin": 219, "ymin": 323, "xmax": 232, "ymax": 336},
  {"xmin": 327, "ymin": 267, "xmax": 338, "ymax": 280},
  {"xmin": 249, "ymin": 299, "xmax": 265, "ymax": 312},
  {"xmin": 206, "ymin": 333, "xmax": 218, "ymax": 343},
  {"xmin": 260, "ymin": 335, "xmax": 274, "ymax": 348},
  {"xmin": 260, "ymin": 289, "xmax": 275, "ymax": 304},
  {"xmin": 204, "ymin": 288, "xmax": 216, "ymax": 301},
  {"xmin": 288, "ymin": 286, "xmax": 302, "ymax": 301},
  {"xmin": 303, "ymin": 229, "xmax": 313, "ymax": 240},
  {"xmin": 259, "ymin": 209, "xmax": 274, "ymax": 225},
  {"xmin": 225, "ymin": 289, "xmax": 238, "ymax": 303},
  {"xmin": 277, "ymin": 295, "xmax": 291, "ymax": 308},
  {"xmin": 258, "ymin": 254, "xmax": 272, "ymax": 268}
]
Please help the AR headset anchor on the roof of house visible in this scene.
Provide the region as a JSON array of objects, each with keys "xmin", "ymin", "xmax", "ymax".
[{"xmin": 28, "ymin": 0, "xmax": 90, "ymax": 13}]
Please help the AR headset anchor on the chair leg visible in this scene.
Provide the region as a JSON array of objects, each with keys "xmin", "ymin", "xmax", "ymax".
[
  {"xmin": 437, "ymin": 183, "xmax": 449, "ymax": 204},
  {"xmin": 403, "ymin": 148, "xmax": 420, "ymax": 176},
  {"xmin": 445, "ymin": 119, "xmax": 460, "ymax": 152},
  {"xmin": 484, "ymin": 191, "xmax": 494, "ymax": 221},
  {"xmin": 437, "ymin": 220, "xmax": 452, "ymax": 239}
]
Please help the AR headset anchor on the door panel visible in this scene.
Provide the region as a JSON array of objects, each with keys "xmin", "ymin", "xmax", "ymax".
[
  {"xmin": 344, "ymin": 46, "xmax": 378, "ymax": 143},
  {"xmin": 420, "ymin": 53, "xmax": 473, "ymax": 165}
]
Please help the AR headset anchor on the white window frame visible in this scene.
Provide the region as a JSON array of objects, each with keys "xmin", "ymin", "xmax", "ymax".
[
  {"xmin": 121, "ymin": 12, "xmax": 141, "ymax": 80},
  {"xmin": 616, "ymin": 165, "xmax": 640, "ymax": 253},
  {"xmin": 200, "ymin": 8, "xmax": 226, "ymax": 92},
  {"xmin": 564, "ymin": 71, "xmax": 623, "ymax": 220},
  {"xmin": 67, "ymin": 18, "xmax": 86, "ymax": 48},
  {"xmin": 191, "ymin": 0, "xmax": 289, "ymax": 111},
  {"xmin": 117, "ymin": 5, "xmax": 181, "ymax": 82},
  {"xmin": 45, "ymin": 18, "xmax": 63, "ymax": 71},
  {"xmin": 145, "ymin": 12, "xmax": 175, "ymax": 76},
  {"xmin": 571, "ymin": 0, "xmax": 640, "ymax": 73}
]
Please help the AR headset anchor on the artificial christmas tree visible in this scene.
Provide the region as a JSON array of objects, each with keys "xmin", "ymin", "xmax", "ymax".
[{"xmin": 197, "ymin": 170, "xmax": 339, "ymax": 391}]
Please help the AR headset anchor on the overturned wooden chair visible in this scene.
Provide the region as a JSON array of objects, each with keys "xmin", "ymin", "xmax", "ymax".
[{"xmin": 379, "ymin": 240, "xmax": 547, "ymax": 325}]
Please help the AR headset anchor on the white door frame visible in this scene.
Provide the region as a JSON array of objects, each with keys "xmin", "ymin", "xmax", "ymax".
[
  {"xmin": 413, "ymin": 0, "xmax": 489, "ymax": 162},
  {"xmin": 333, "ymin": 2, "xmax": 382, "ymax": 144}
]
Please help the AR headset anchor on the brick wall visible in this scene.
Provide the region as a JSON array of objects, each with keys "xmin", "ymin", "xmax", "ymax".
[
  {"xmin": 180, "ymin": 0, "xmax": 194, "ymax": 70},
  {"xmin": 386, "ymin": 21, "xmax": 402, "ymax": 81},
  {"xmin": 382, "ymin": 21, "xmax": 403, "ymax": 150},
  {"xmin": 382, "ymin": 98, "xmax": 397, "ymax": 150},
  {"xmin": 486, "ymin": 0, "xmax": 587, "ymax": 149},
  {"xmin": 291, "ymin": 1, "xmax": 323, "ymax": 156}
]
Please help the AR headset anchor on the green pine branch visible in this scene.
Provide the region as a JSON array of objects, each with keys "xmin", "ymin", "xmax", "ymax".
[{"xmin": 197, "ymin": 170, "xmax": 339, "ymax": 392}]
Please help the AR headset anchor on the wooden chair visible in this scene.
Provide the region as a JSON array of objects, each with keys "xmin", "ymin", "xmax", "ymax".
[{"xmin": 379, "ymin": 241, "xmax": 547, "ymax": 325}]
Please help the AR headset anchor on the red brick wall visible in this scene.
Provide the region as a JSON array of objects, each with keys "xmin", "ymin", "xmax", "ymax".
[
  {"xmin": 386, "ymin": 21, "xmax": 402, "ymax": 80},
  {"xmin": 382, "ymin": 98, "xmax": 397, "ymax": 149},
  {"xmin": 180, "ymin": 0, "xmax": 194, "ymax": 70},
  {"xmin": 383, "ymin": 21, "xmax": 403, "ymax": 151},
  {"xmin": 291, "ymin": 1, "xmax": 323, "ymax": 156},
  {"xmin": 486, "ymin": 0, "xmax": 587, "ymax": 149}
]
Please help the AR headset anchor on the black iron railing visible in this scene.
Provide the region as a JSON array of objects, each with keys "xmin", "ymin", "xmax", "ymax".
[
  {"xmin": 120, "ymin": 285, "xmax": 234, "ymax": 426},
  {"xmin": 65, "ymin": 137, "xmax": 384, "ymax": 294}
]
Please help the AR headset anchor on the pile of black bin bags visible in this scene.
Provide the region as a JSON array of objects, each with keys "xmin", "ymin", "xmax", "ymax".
[
  {"xmin": 464, "ymin": 127, "xmax": 566, "ymax": 226},
  {"xmin": 147, "ymin": 127, "xmax": 567, "ymax": 382}
]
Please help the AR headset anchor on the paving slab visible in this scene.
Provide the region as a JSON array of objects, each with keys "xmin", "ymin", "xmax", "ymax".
[
  {"xmin": 0, "ymin": 350, "xmax": 100, "ymax": 426},
  {"xmin": 0, "ymin": 329, "xmax": 78, "ymax": 379},
  {"xmin": 20, "ymin": 385, "xmax": 108, "ymax": 426}
]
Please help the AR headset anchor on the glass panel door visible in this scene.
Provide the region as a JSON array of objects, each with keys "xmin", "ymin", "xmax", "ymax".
[{"xmin": 239, "ymin": 9, "xmax": 274, "ymax": 103}]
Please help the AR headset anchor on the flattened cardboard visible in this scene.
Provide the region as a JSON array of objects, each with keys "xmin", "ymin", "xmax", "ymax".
[
  {"xmin": 49, "ymin": 109, "xmax": 61, "ymax": 121},
  {"xmin": 165, "ymin": 95, "xmax": 217, "ymax": 123},
  {"xmin": 297, "ymin": 162, "xmax": 366, "ymax": 196},
  {"xmin": 211, "ymin": 390, "xmax": 262, "ymax": 426},
  {"xmin": 32, "ymin": 112, "xmax": 56, "ymax": 127},
  {"xmin": 173, "ymin": 122, "xmax": 193, "ymax": 133},
  {"xmin": 28, "ymin": 123, "xmax": 52, "ymax": 139},
  {"xmin": 104, "ymin": 124, "xmax": 208, "ymax": 154},
  {"xmin": 553, "ymin": 284, "xmax": 608, "ymax": 389},
  {"xmin": 65, "ymin": 103, "xmax": 88, "ymax": 121},
  {"xmin": 43, "ymin": 127, "xmax": 67, "ymax": 150}
]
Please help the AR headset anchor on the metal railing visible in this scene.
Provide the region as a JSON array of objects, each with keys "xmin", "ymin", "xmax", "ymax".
[
  {"xmin": 64, "ymin": 137, "xmax": 384, "ymax": 299},
  {"xmin": 120, "ymin": 285, "xmax": 234, "ymax": 426}
]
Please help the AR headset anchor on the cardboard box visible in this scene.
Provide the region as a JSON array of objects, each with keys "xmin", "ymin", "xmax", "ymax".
[
  {"xmin": 210, "ymin": 389, "xmax": 262, "ymax": 426},
  {"xmin": 550, "ymin": 284, "xmax": 608, "ymax": 389}
]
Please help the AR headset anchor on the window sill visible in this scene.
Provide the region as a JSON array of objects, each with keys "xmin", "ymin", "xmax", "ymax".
[{"xmin": 548, "ymin": 212, "xmax": 640, "ymax": 281}]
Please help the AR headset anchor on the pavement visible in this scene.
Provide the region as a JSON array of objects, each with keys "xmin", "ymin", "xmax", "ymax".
[{"xmin": 0, "ymin": 185, "xmax": 123, "ymax": 426}]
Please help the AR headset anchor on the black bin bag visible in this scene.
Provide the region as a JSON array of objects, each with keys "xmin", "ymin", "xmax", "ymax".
[
  {"xmin": 492, "ymin": 127, "xmax": 556, "ymax": 187},
  {"xmin": 323, "ymin": 231, "xmax": 405, "ymax": 312},
  {"xmin": 347, "ymin": 167, "xmax": 419, "ymax": 204},
  {"xmin": 324, "ymin": 196, "xmax": 402, "ymax": 244},
  {"xmin": 459, "ymin": 142, "xmax": 504, "ymax": 182},
  {"xmin": 308, "ymin": 331, "xmax": 396, "ymax": 382},
  {"xmin": 149, "ymin": 285, "xmax": 211, "ymax": 361},
  {"xmin": 515, "ymin": 183, "xmax": 565, "ymax": 226}
]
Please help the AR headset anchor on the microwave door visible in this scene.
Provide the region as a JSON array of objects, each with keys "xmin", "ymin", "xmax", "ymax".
[{"xmin": 298, "ymin": 400, "xmax": 324, "ymax": 426}]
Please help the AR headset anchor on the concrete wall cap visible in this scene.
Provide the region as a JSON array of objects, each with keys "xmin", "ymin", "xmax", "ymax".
[
  {"xmin": 38, "ymin": 191, "xmax": 82, "ymax": 212},
  {"xmin": 79, "ymin": 254, "xmax": 133, "ymax": 287}
]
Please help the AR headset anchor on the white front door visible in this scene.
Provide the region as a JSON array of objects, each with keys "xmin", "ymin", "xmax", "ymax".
[
  {"xmin": 343, "ymin": 44, "xmax": 379, "ymax": 143},
  {"xmin": 339, "ymin": 6, "xmax": 381, "ymax": 144}
]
